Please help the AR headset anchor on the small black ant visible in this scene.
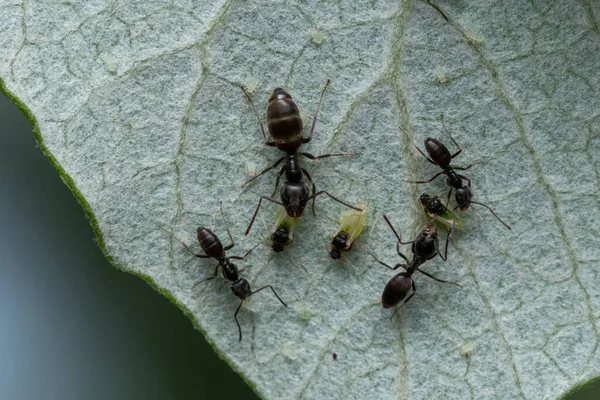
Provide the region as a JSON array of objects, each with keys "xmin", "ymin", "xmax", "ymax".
[
  {"xmin": 402, "ymin": 114, "xmax": 511, "ymax": 230},
  {"xmin": 363, "ymin": 215, "xmax": 461, "ymax": 318},
  {"xmin": 241, "ymin": 81, "xmax": 361, "ymax": 234},
  {"xmin": 165, "ymin": 205, "xmax": 287, "ymax": 341}
]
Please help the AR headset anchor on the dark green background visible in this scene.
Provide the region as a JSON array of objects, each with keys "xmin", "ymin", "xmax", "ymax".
[{"xmin": 0, "ymin": 90, "xmax": 597, "ymax": 399}]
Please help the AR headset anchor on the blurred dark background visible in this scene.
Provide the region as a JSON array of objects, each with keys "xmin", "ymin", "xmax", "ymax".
[
  {"xmin": 0, "ymin": 90, "xmax": 259, "ymax": 399},
  {"xmin": 0, "ymin": 90, "xmax": 597, "ymax": 400}
]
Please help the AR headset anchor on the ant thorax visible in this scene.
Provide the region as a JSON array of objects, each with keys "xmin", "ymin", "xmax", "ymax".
[{"xmin": 221, "ymin": 261, "xmax": 239, "ymax": 282}]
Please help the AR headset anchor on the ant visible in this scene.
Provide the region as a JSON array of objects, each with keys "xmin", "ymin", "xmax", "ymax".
[
  {"xmin": 165, "ymin": 204, "xmax": 287, "ymax": 342},
  {"xmin": 402, "ymin": 114, "xmax": 511, "ymax": 230},
  {"xmin": 363, "ymin": 215, "xmax": 461, "ymax": 318},
  {"xmin": 241, "ymin": 81, "xmax": 361, "ymax": 235}
]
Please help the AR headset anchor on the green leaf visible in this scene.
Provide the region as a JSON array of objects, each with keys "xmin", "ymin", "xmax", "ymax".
[{"xmin": 2, "ymin": 0, "xmax": 600, "ymax": 398}]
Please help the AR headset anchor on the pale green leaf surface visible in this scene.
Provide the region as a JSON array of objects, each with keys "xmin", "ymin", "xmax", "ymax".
[{"xmin": 2, "ymin": 1, "xmax": 600, "ymax": 399}]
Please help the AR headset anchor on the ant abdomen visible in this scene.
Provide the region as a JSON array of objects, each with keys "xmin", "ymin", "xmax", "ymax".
[
  {"xmin": 197, "ymin": 227, "xmax": 224, "ymax": 258},
  {"xmin": 382, "ymin": 273, "xmax": 412, "ymax": 308},
  {"xmin": 424, "ymin": 138, "xmax": 452, "ymax": 167},
  {"xmin": 267, "ymin": 88, "xmax": 303, "ymax": 151}
]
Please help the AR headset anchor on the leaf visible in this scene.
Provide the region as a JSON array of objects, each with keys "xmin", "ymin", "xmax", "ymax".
[{"xmin": 1, "ymin": 0, "xmax": 600, "ymax": 399}]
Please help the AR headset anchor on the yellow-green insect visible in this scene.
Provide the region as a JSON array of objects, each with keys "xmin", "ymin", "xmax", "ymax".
[
  {"xmin": 329, "ymin": 201, "xmax": 369, "ymax": 259},
  {"xmin": 271, "ymin": 206, "xmax": 299, "ymax": 252},
  {"xmin": 419, "ymin": 193, "xmax": 463, "ymax": 231}
]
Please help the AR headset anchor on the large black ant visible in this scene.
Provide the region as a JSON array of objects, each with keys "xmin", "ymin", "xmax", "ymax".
[
  {"xmin": 402, "ymin": 115, "xmax": 511, "ymax": 230},
  {"xmin": 164, "ymin": 205, "xmax": 287, "ymax": 341},
  {"xmin": 241, "ymin": 81, "xmax": 361, "ymax": 235},
  {"xmin": 363, "ymin": 215, "xmax": 461, "ymax": 318}
]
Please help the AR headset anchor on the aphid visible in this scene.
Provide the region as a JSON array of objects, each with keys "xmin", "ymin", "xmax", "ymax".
[
  {"xmin": 270, "ymin": 206, "xmax": 299, "ymax": 252},
  {"xmin": 420, "ymin": 193, "xmax": 463, "ymax": 231},
  {"xmin": 241, "ymin": 81, "xmax": 361, "ymax": 234},
  {"xmin": 363, "ymin": 215, "xmax": 461, "ymax": 318},
  {"xmin": 330, "ymin": 201, "xmax": 369, "ymax": 259},
  {"xmin": 402, "ymin": 114, "xmax": 511, "ymax": 230},
  {"xmin": 166, "ymin": 204, "xmax": 287, "ymax": 341},
  {"xmin": 459, "ymin": 341, "xmax": 475, "ymax": 357}
]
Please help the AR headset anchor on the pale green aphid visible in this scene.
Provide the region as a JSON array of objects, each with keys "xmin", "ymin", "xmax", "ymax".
[
  {"xmin": 419, "ymin": 193, "xmax": 463, "ymax": 231},
  {"xmin": 329, "ymin": 201, "xmax": 369, "ymax": 259},
  {"xmin": 270, "ymin": 206, "xmax": 299, "ymax": 253}
]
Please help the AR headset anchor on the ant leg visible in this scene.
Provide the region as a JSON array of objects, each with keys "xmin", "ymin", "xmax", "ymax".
[
  {"xmin": 240, "ymin": 85, "xmax": 275, "ymax": 146},
  {"xmin": 390, "ymin": 279, "xmax": 416, "ymax": 320},
  {"xmin": 309, "ymin": 190, "xmax": 362, "ymax": 212},
  {"xmin": 399, "ymin": 126, "xmax": 437, "ymax": 165},
  {"xmin": 458, "ymin": 174, "xmax": 472, "ymax": 187},
  {"xmin": 234, "ymin": 301, "xmax": 244, "ymax": 342},
  {"xmin": 158, "ymin": 226, "xmax": 211, "ymax": 258},
  {"xmin": 454, "ymin": 161, "xmax": 482, "ymax": 171},
  {"xmin": 437, "ymin": 218, "xmax": 455, "ymax": 261},
  {"xmin": 301, "ymin": 152, "xmax": 355, "ymax": 160},
  {"xmin": 404, "ymin": 170, "xmax": 445, "ymax": 184},
  {"xmin": 303, "ymin": 79, "xmax": 330, "ymax": 144},
  {"xmin": 395, "ymin": 242, "xmax": 410, "ymax": 262},
  {"xmin": 427, "ymin": 1, "xmax": 448, "ymax": 21},
  {"xmin": 219, "ymin": 201, "xmax": 236, "ymax": 251},
  {"xmin": 440, "ymin": 114, "xmax": 462, "ymax": 159},
  {"xmin": 242, "ymin": 156, "xmax": 285, "ymax": 187},
  {"xmin": 230, "ymin": 243, "xmax": 261, "ymax": 260},
  {"xmin": 251, "ymin": 285, "xmax": 288, "ymax": 307},
  {"xmin": 417, "ymin": 268, "xmax": 462, "ymax": 287},
  {"xmin": 245, "ymin": 196, "xmax": 284, "ymax": 235},
  {"xmin": 383, "ymin": 214, "xmax": 413, "ymax": 245},
  {"xmin": 301, "ymin": 168, "xmax": 317, "ymax": 216},
  {"xmin": 358, "ymin": 245, "xmax": 403, "ymax": 271},
  {"xmin": 446, "ymin": 187, "xmax": 453, "ymax": 206},
  {"xmin": 470, "ymin": 201, "xmax": 512, "ymax": 230},
  {"xmin": 192, "ymin": 263, "xmax": 221, "ymax": 288},
  {"xmin": 271, "ymin": 166, "xmax": 286, "ymax": 197}
]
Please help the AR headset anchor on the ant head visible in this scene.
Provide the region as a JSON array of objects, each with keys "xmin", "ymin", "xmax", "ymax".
[
  {"xmin": 269, "ymin": 88, "xmax": 292, "ymax": 102},
  {"xmin": 281, "ymin": 182, "xmax": 310, "ymax": 217},
  {"xmin": 422, "ymin": 223, "xmax": 438, "ymax": 239},
  {"xmin": 420, "ymin": 193, "xmax": 443, "ymax": 214},
  {"xmin": 455, "ymin": 186, "xmax": 473, "ymax": 210},
  {"xmin": 271, "ymin": 226, "xmax": 290, "ymax": 252},
  {"xmin": 329, "ymin": 249, "xmax": 341, "ymax": 259},
  {"xmin": 231, "ymin": 278, "xmax": 252, "ymax": 300},
  {"xmin": 331, "ymin": 233, "xmax": 348, "ymax": 250}
]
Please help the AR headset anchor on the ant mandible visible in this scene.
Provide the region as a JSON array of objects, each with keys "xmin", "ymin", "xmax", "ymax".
[
  {"xmin": 241, "ymin": 81, "xmax": 361, "ymax": 235},
  {"xmin": 165, "ymin": 204, "xmax": 287, "ymax": 341},
  {"xmin": 363, "ymin": 215, "xmax": 461, "ymax": 319},
  {"xmin": 402, "ymin": 114, "xmax": 511, "ymax": 230}
]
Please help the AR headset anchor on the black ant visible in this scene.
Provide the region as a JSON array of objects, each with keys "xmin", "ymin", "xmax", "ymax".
[
  {"xmin": 241, "ymin": 81, "xmax": 361, "ymax": 235},
  {"xmin": 164, "ymin": 205, "xmax": 287, "ymax": 341},
  {"xmin": 363, "ymin": 215, "xmax": 461, "ymax": 318},
  {"xmin": 402, "ymin": 114, "xmax": 511, "ymax": 230}
]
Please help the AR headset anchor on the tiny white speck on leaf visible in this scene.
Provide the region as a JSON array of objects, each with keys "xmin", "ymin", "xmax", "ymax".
[
  {"xmin": 246, "ymin": 161, "xmax": 257, "ymax": 177},
  {"xmin": 459, "ymin": 341, "xmax": 475, "ymax": 357},
  {"xmin": 106, "ymin": 55, "xmax": 117, "ymax": 73},
  {"xmin": 433, "ymin": 65, "xmax": 448, "ymax": 83},
  {"xmin": 466, "ymin": 31, "xmax": 484, "ymax": 45},
  {"xmin": 282, "ymin": 341, "xmax": 299, "ymax": 360},
  {"xmin": 293, "ymin": 302, "xmax": 311, "ymax": 320},
  {"xmin": 244, "ymin": 77, "xmax": 259, "ymax": 94},
  {"xmin": 309, "ymin": 28, "xmax": 324, "ymax": 44}
]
